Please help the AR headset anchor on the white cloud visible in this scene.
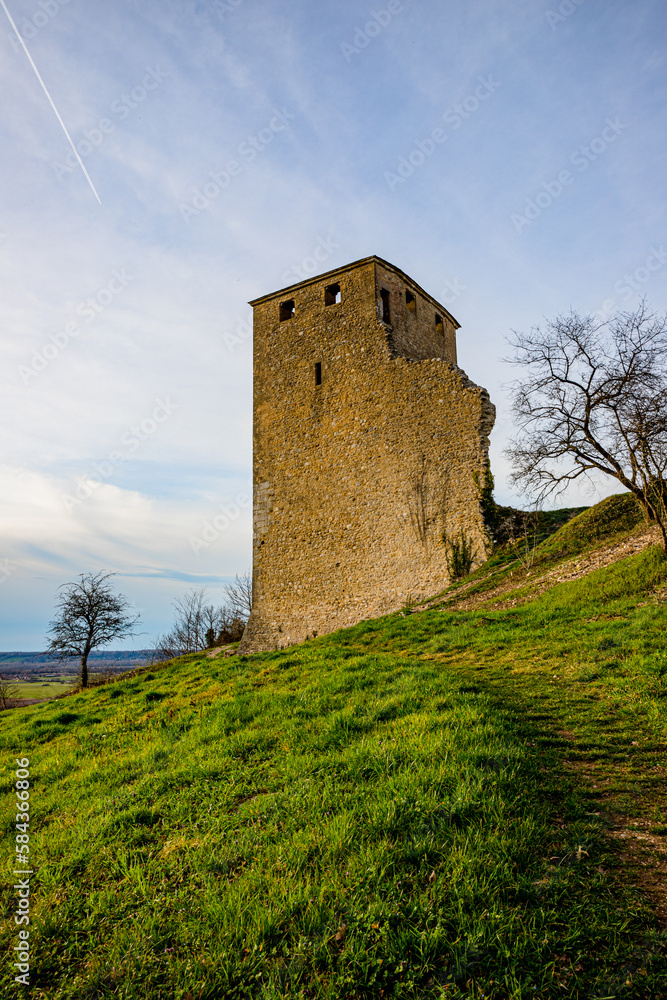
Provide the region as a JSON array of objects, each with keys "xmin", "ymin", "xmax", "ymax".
[{"xmin": 1, "ymin": 0, "xmax": 666, "ymax": 646}]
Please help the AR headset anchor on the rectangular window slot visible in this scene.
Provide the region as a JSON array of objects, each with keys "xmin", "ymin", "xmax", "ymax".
[
  {"xmin": 280, "ymin": 299, "xmax": 295, "ymax": 321},
  {"xmin": 315, "ymin": 362, "xmax": 322, "ymax": 386},
  {"xmin": 435, "ymin": 314, "xmax": 444, "ymax": 335},
  {"xmin": 324, "ymin": 282, "xmax": 341, "ymax": 305},
  {"xmin": 406, "ymin": 290, "xmax": 416, "ymax": 312},
  {"xmin": 380, "ymin": 288, "xmax": 391, "ymax": 323}
]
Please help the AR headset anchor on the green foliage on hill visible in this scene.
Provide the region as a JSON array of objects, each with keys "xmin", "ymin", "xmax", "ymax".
[
  {"xmin": 1, "ymin": 497, "xmax": 666, "ymax": 998},
  {"xmin": 537, "ymin": 493, "xmax": 645, "ymax": 562},
  {"xmin": 441, "ymin": 492, "xmax": 646, "ymax": 606}
]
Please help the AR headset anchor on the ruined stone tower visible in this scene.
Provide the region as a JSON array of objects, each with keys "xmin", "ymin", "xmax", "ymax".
[{"xmin": 239, "ymin": 256, "xmax": 494, "ymax": 653}]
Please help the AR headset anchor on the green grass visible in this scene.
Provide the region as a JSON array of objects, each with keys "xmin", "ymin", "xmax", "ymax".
[
  {"xmin": 440, "ymin": 492, "xmax": 647, "ymax": 605},
  {"xmin": 535, "ymin": 493, "xmax": 645, "ymax": 562},
  {"xmin": 1, "ymin": 505, "xmax": 667, "ymax": 997},
  {"xmin": 9, "ymin": 680, "xmax": 76, "ymax": 700}
]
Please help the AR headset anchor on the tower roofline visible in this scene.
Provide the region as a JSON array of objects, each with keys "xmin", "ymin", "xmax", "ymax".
[{"xmin": 248, "ymin": 255, "xmax": 461, "ymax": 330}]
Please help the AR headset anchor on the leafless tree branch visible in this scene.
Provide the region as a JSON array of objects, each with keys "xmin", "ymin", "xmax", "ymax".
[
  {"xmin": 152, "ymin": 573, "xmax": 252, "ymax": 662},
  {"xmin": 44, "ymin": 572, "xmax": 141, "ymax": 688},
  {"xmin": 504, "ymin": 301, "xmax": 667, "ymax": 552},
  {"xmin": 223, "ymin": 571, "xmax": 253, "ymax": 620}
]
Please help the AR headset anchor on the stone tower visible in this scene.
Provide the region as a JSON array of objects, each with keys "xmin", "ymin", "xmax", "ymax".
[{"xmin": 239, "ymin": 256, "xmax": 494, "ymax": 653}]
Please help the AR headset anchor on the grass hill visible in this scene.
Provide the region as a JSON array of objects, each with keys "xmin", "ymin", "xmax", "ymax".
[{"xmin": 2, "ymin": 495, "xmax": 667, "ymax": 998}]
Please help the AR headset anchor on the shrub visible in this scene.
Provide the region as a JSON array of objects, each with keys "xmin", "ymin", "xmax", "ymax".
[{"xmin": 444, "ymin": 530, "xmax": 476, "ymax": 579}]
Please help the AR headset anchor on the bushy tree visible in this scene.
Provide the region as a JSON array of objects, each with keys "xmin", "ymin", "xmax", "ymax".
[
  {"xmin": 505, "ymin": 302, "xmax": 667, "ymax": 553},
  {"xmin": 45, "ymin": 572, "xmax": 140, "ymax": 688}
]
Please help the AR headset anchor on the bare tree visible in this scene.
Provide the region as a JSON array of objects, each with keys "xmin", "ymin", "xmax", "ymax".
[
  {"xmin": 223, "ymin": 571, "xmax": 252, "ymax": 620},
  {"xmin": 498, "ymin": 509, "xmax": 541, "ymax": 570},
  {"xmin": 0, "ymin": 675, "xmax": 19, "ymax": 710},
  {"xmin": 152, "ymin": 588, "xmax": 215, "ymax": 661},
  {"xmin": 45, "ymin": 572, "xmax": 140, "ymax": 688},
  {"xmin": 152, "ymin": 577, "xmax": 252, "ymax": 662},
  {"xmin": 505, "ymin": 302, "xmax": 667, "ymax": 553}
]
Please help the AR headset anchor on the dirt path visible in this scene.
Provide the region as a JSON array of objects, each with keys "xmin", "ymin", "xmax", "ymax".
[
  {"xmin": 560, "ymin": 742, "xmax": 667, "ymax": 928},
  {"xmin": 416, "ymin": 523, "xmax": 667, "ymax": 934},
  {"xmin": 2, "ymin": 697, "xmax": 49, "ymax": 709}
]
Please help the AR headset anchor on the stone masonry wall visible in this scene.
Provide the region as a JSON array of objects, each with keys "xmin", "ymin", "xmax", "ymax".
[
  {"xmin": 374, "ymin": 259, "xmax": 458, "ymax": 363},
  {"xmin": 239, "ymin": 257, "xmax": 495, "ymax": 653}
]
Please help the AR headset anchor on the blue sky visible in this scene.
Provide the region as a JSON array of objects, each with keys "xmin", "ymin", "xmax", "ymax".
[{"xmin": 1, "ymin": 0, "xmax": 666, "ymax": 648}]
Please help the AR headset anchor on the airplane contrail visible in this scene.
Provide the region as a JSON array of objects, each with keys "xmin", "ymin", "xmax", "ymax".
[{"xmin": 0, "ymin": 0, "xmax": 102, "ymax": 204}]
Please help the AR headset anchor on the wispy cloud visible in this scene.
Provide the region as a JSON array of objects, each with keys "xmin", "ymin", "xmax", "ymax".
[{"xmin": 1, "ymin": 0, "xmax": 666, "ymax": 646}]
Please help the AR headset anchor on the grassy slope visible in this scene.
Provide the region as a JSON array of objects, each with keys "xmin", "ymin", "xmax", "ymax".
[
  {"xmin": 437, "ymin": 493, "xmax": 647, "ymax": 606},
  {"xmin": 2, "ymin": 498, "xmax": 667, "ymax": 999}
]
